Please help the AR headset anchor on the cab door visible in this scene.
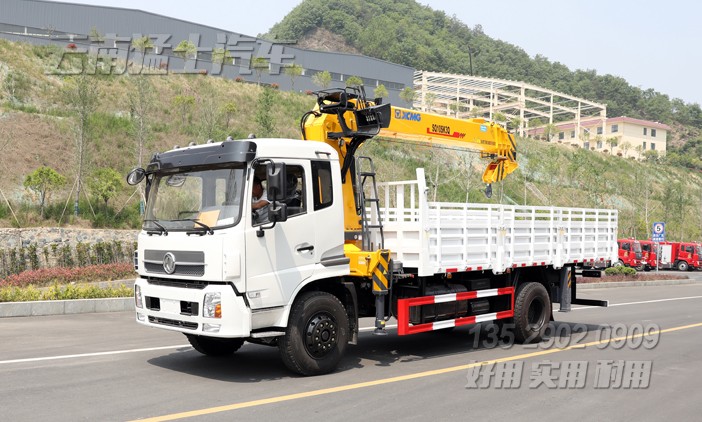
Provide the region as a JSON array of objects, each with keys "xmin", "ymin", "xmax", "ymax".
[{"xmin": 244, "ymin": 161, "xmax": 316, "ymax": 309}]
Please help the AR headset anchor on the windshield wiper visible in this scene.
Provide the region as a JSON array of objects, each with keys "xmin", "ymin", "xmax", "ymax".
[
  {"xmin": 144, "ymin": 219, "xmax": 168, "ymax": 236},
  {"xmin": 169, "ymin": 218, "xmax": 214, "ymax": 235}
]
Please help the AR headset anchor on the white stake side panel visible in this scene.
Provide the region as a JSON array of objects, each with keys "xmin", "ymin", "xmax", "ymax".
[{"xmin": 371, "ymin": 169, "xmax": 618, "ymax": 277}]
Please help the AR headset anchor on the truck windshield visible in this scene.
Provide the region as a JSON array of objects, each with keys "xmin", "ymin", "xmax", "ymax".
[
  {"xmin": 144, "ymin": 166, "xmax": 246, "ymax": 232},
  {"xmin": 633, "ymin": 243, "xmax": 642, "ymax": 253}
]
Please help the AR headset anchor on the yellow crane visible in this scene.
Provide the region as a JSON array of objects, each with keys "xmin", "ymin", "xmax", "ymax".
[
  {"xmin": 301, "ymin": 88, "xmax": 518, "ymax": 235},
  {"xmin": 301, "ymin": 88, "xmax": 519, "ymax": 327}
]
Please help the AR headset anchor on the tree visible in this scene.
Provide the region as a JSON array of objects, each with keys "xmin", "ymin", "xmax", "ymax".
[
  {"xmin": 131, "ymin": 35, "xmax": 153, "ymax": 53},
  {"xmin": 424, "ymin": 92, "xmax": 437, "ymax": 112},
  {"xmin": 255, "ymin": 87, "xmax": 276, "ymax": 137},
  {"xmin": 606, "ymin": 137, "xmax": 618, "ymax": 154},
  {"xmin": 172, "ymin": 94, "xmax": 195, "ymax": 126},
  {"xmin": 509, "ymin": 117, "xmax": 523, "ymax": 135},
  {"xmin": 197, "ymin": 81, "xmax": 225, "ymax": 140},
  {"xmin": 543, "ymin": 123, "xmax": 558, "ymax": 142},
  {"xmin": 221, "ymin": 101, "xmax": 237, "ymax": 129},
  {"xmin": 24, "ymin": 166, "xmax": 66, "ymax": 218},
  {"xmin": 128, "ymin": 75, "xmax": 154, "ymax": 169},
  {"xmin": 174, "ymin": 40, "xmax": 197, "ymax": 60},
  {"xmin": 88, "ymin": 168, "xmax": 122, "ymax": 212},
  {"xmin": 619, "ymin": 141, "xmax": 632, "ymax": 158},
  {"xmin": 284, "ymin": 63, "xmax": 303, "ymax": 90},
  {"xmin": 345, "ymin": 75, "xmax": 363, "ymax": 88},
  {"xmin": 634, "ymin": 145, "xmax": 643, "ymax": 160},
  {"xmin": 312, "ymin": 70, "xmax": 332, "ymax": 88},
  {"xmin": 449, "ymin": 99, "xmax": 465, "ymax": 117},
  {"xmin": 251, "ymin": 56, "xmax": 269, "ymax": 84},
  {"xmin": 399, "ymin": 87, "xmax": 417, "ymax": 108},
  {"xmin": 131, "ymin": 36, "xmax": 154, "ymax": 75},
  {"xmin": 643, "ymin": 149, "xmax": 659, "ymax": 163},
  {"xmin": 492, "ymin": 111, "xmax": 507, "ymax": 125},
  {"xmin": 373, "ymin": 84, "xmax": 388, "ymax": 100},
  {"xmin": 63, "ymin": 70, "xmax": 100, "ymax": 216},
  {"xmin": 211, "ymin": 47, "xmax": 232, "ymax": 64}
]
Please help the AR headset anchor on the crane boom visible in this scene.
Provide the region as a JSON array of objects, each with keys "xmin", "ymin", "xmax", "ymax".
[
  {"xmin": 301, "ymin": 88, "xmax": 519, "ymax": 236},
  {"xmin": 380, "ymin": 106, "xmax": 518, "ymax": 185}
]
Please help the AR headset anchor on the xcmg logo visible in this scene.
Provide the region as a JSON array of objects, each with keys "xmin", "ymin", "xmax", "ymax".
[{"xmin": 395, "ymin": 109, "xmax": 422, "ymax": 122}]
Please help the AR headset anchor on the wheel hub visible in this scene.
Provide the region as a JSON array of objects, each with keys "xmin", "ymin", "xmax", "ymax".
[{"xmin": 305, "ymin": 313, "xmax": 337, "ymax": 358}]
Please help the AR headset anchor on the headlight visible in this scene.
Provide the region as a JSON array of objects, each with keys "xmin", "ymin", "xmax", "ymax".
[
  {"xmin": 134, "ymin": 284, "xmax": 143, "ymax": 309},
  {"xmin": 203, "ymin": 292, "xmax": 221, "ymax": 318}
]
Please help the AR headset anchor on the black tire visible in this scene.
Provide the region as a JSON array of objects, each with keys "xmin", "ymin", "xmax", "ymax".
[
  {"xmin": 677, "ymin": 261, "xmax": 689, "ymax": 271},
  {"xmin": 513, "ymin": 282, "xmax": 550, "ymax": 344},
  {"xmin": 614, "ymin": 260, "xmax": 624, "ymax": 267},
  {"xmin": 635, "ymin": 263, "xmax": 645, "ymax": 271},
  {"xmin": 186, "ymin": 334, "xmax": 244, "ymax": 356},
  {"xmin": 279, "ymin": 291, "xmax": 349, "ymax": 376}
]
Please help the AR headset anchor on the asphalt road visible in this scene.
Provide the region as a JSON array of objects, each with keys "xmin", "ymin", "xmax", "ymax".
[{"xmin": 1, "ymin": 283, "xmax": 701, "ymax": 422}]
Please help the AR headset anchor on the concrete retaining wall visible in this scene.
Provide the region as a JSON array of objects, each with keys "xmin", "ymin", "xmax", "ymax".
[
  {"xmin": 0, "ymin": 228, "xmax": 139, "ymax": 271},
  {"xmin": 0, "ymin": 227, "xmax": 138, "ymax": 250}
]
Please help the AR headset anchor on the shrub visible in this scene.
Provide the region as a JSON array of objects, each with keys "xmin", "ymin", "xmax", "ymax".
[
  {"xmin": 605, "ymin": 266, "xmax": 637, "ymax": 276},
  {"xmin": 0, "ymin": 262, "xmax": 135, "ymax": 288},
  {"xmin": 0, "ymin": 283, "xmax": 133, "ymax": 302}
]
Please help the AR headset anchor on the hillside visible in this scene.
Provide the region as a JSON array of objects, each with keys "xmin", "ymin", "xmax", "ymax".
[
  {"xmin": 265, "ymin": 0, "xmax": 702, "ymax": 149},
  {"xmin": 0, "ymin": 39, "xmax": 315, "ymax": 227},
  {"xmin": 1, "ymin": 37, "xmax": 702, "ymax": 241}
]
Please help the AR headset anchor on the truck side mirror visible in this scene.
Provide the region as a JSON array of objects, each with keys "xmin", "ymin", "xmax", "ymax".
[
  {"xmin": 266, "ymin": 162, "xmax": 287, "ymax": 202},
  {"xmin": 269, "ymin": 203, "xmax": 288, "ymax": 223},
  {"xmin": 126, "ymin": 168, "xmax": 146, "ymax": 185}
]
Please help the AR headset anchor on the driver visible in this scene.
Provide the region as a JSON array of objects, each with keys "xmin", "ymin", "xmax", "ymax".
[{"xmin": 252, "ymin": 176, "xmax": 270, "ymax": 223}]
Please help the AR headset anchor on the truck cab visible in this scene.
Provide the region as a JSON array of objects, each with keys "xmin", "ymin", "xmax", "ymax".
[
  {"xmin": 671, "ymin": 242, "xmax": 702, "ymax": 271},
  {"xmin": 638, "ymin": 240, "xmax": 657, "ymax": 271},
  {"xmin": 617, "ymin": 239, "xmax": 643, "ymax": 269},
  {"xmin": 133, "ymin": 139, "xmax": 348, "ymax": 340}
]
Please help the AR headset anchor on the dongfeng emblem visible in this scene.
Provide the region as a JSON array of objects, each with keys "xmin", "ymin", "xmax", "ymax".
[{"xmin": 163, "ymin": 252, "xmax": 176, "ymax": 274}]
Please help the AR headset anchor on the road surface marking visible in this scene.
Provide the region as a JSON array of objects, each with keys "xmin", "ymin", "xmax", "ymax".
[
  {"xmin": 129, "ymin": 321, "xmax": 702, "ymax": 422},
  {"xmin": 0, "ymin": 345, "xmax": 189, "ymax": 365},
  {"xmin": 572, "ymin": 295, "xmax": 702, "ymax": 310}
]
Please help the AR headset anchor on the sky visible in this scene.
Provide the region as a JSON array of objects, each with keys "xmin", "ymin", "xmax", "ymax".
[{"xmin": 49, "ymin": 0, "xmax": 702, "ymax": 105}]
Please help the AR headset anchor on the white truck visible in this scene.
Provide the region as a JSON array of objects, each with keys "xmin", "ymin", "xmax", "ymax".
[{"xmin": 128, "ymin": 88, "xmax": 616, "ymax": 375}]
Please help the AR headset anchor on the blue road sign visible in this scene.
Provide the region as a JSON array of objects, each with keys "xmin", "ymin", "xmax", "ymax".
[{"xmin": 652, "ymin": 222, "xmax": 665, "ymax": 242}]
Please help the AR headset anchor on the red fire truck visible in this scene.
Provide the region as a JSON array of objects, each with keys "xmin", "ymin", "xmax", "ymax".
[
  {"xmin": 657, "ymin": 241, "xmax": 702, "ymax": 271},
  {"xmin": 638, "ymin": 240, "xmax": 657, "ymax": 271},
  {"xmin": 617, "ymin": 239, "xmax": 643, "ymax": 269}
]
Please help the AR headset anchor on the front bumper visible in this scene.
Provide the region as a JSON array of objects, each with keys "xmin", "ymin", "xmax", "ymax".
[{"xmin": 134, "ymin": 277, "xmax": 251, "ymax": 338}]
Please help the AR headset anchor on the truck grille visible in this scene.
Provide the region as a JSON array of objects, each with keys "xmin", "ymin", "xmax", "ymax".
[
  {"xmin": 148, "ymin": 316, "xmax": 198, "ymax": 330},
  {"xmin": 143, "ymin": 250, "xmax": 205, "ymax": 277}
]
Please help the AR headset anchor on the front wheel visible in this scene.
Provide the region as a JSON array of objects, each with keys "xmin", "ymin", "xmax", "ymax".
[
  {"xmin": 186, "ymin": 334, "xmax": 244, "ymax": 356},
  {"xmin": 677, "ymin": 261, "xmax": 689, "ymax": 271},
  {"xmin": 279, "ymin": 291, "xmax": 349, "ymax": 376},
  {"xmin": 513, "ymin": 282, "xmax": 551, "ymax": 344}
]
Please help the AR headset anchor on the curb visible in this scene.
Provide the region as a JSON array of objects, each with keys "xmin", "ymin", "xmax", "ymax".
[
  {"xmin": 578, "ymin": 279, "xmax": 702, "ymax": 289},
  {"xmin": 0, "ymin": 298, "xmax": 134, "ymax": 318}
]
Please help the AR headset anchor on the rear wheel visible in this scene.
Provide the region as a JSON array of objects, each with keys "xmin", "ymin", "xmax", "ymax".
[
  {"xmin": 513, "ymin": 282, "xmax": 550, "ymax": 344},
  {"xmin": 279, "ymin": 291, "xmax": 349, "ymax": 376},
  {"xmin": 678, "ymin": 261, "xmax": 689, "ymax": 271},
  {"xmin": 186, "ymin": 334, "xmax": 244, "ymax": 356}
]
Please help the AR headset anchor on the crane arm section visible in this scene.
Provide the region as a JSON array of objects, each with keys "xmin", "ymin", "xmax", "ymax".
[{"xmin": 380, "ymin": 106, "xmax": 518, "ymax": 185}]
